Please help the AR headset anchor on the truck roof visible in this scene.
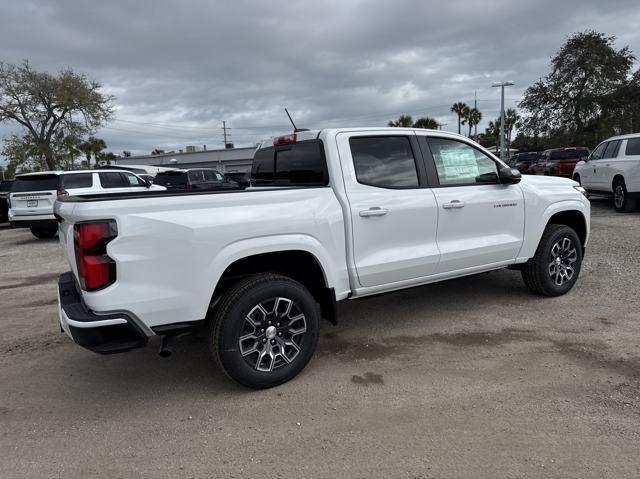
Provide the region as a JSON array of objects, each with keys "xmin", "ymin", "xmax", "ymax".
[{"xmin": 16, "ymin": 169, "xmax": 139, "ymax": 178}]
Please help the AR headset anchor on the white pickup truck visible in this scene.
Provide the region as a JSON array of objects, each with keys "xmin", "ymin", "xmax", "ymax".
[{"xmin": 54, "ymin": 128, "xmax": 590, "ymax": 389}]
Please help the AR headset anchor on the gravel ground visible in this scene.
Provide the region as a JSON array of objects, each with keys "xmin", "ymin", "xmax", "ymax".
[{"xmin": 1, "ymin": 198, "xmax": 639, "ymax": 479}]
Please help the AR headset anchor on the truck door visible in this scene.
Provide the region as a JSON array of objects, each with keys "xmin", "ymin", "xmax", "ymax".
[
  {"xmin": 418, "ymin": 135, "xmax": 524, "ymax": 274},
  {"xmin": 336, "ymin": 132, "xmax": 440, "ymax": 288}
]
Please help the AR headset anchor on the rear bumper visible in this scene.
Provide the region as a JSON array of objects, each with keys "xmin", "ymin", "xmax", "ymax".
[
  {"xmin": 58, "ymin": 272, "xmax": 149, "ymax": 354},
  {"xmin": 9, "ymin": 211, "xmax": 57, "ymax": 229}
]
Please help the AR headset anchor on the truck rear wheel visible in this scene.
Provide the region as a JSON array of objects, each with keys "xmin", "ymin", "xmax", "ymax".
[
  {"xmin": 210, "ymin": 273, "xmax": 320, "ymax": 389},
  {"xmin": 613, "ymin": 178, "xmax": 635, "ymax": 213},
  {"xmin": 521, "ymin": 224, "xmax": 583, "ymax": 297},
  {"xmin": 30, "ymin": 226, "xmax": 58, "ymax": 239}
]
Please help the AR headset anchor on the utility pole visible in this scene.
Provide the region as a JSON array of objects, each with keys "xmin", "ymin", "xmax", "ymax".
[
  {"xmin": 438, "ymin": 122, "xmax": 448, "ymax": 130},
  {"xmin": 491, "ymin": 81, "xmax": 514, "ymax": 162},
  {"xmin": 222, "ymin": 121, "xmax": 229, "ymax": 148}
]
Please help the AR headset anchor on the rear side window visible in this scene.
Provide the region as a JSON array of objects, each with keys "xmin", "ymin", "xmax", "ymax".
[
  {"xmin": 349, "ymin": 136, "xmax": 419, "ymax": 188},
  {"xmin": 550, "ymin": 149, "xmax": 589, "ymax": 161},
  {"xmin": 99, "ymin": 172, "xmax": 128, "ymax": 188},
  {"xmin": 11, "ymin": 175, "xmax": 60, "ymax": 192},
  {"xmin": 154, "ymin": 172, "xmax": 187, "ymax": 186},
  {"xmin": 252, "ymin": 140, "xmax": 328, "ymax": 186},
  {"xmin": 625, "ymin": 138, "xmax": 640, "ymax": 156},
  {"xmin": 62, "ymin": 173, "xmax": 93, "ymax": 189},
  {"xmin": 188, "ymin": 170, "xmax": 206, "ymax": 182}
]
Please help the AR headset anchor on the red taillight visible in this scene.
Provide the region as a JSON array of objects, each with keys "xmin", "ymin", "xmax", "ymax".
[
  {"xmin": 74, "ymin": 221, "xmax": 117, "ymax": 291},
  {"xmin": 186, "ymin": 182, "xmax": 193, "ymax": 190},
  {"xmin": 273, "ymin": 133, "xmax": 297, "ymax": 146}
]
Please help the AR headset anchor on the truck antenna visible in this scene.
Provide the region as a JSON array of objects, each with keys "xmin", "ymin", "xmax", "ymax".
[{"xmin": 284, "ymin": 108, "xmax": 308, "ymax": 132}]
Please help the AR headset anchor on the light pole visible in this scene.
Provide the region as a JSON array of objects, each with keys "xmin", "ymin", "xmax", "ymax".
[{"xmin": 492, "ymin": 81, "xmax": 514, "ymax": 162}]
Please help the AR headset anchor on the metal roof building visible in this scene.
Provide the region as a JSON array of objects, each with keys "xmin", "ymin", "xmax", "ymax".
[{"xmin": 113, "ymin": 146, "xmax": 257, "ymax": 174}]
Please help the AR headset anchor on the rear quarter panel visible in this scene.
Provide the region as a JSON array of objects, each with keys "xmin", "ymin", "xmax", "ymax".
[{"xmin": 55, "ymin": 188, "xmax": 348, "ymax": 328}]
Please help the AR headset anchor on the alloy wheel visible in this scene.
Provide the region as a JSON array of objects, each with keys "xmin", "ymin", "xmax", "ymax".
[
  {"xmin": 614, "ymin": 185, "xmax": 625, "ymax": 210},
  {"xmin": 238, "ymin": 297, "xmax": 307, "ymax": 372},
  {"xmin": 548, "ymin": 237, "xmax": 578, "ymax": 286}
]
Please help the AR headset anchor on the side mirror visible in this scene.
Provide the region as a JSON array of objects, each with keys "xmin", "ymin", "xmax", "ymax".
[
  {"xmin": 144, "ymin": 178, "xmax": 151, "ymax": 188},
  {"xmin": 499, "ymin": 166, "xmax": 521, "ymax": 184}
]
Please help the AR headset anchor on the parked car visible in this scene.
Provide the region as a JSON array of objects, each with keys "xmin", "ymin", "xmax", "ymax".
[
  {"xmin": 225, "ymin": 171, "xmax": 250, "ymax": 187},
  {"xmin": 573, "ymin": 133, "xmax": 640, "ymax": 212},
  {"xmin": 0, "ymin": 179, "xmax": 14, "ymax": 223},
  {"xmin": 54, "ymin": 128, "xmax": 589, "ymax": 389},
  {"xmin": 532, "ymin": 147, "xmax": 590, "ymax": 177},
  {"xmin": 509, "ymin": 152, "xmax": 541, "ymax": 174},
  {"xmin": 8, "ymin": 170, "xmax": 165, "ymax": 238},
  {"xmin": 153, "ymin": 168, "xmax": 239, "ymax": 190}
]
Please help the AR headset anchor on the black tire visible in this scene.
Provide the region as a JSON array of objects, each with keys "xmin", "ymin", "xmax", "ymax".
[
  {"xmin": 613, "ymin": 178, "xmax": 635, "ymax": 213},
  {"xmin": 30, "ymin": 227, "xmax": 58, "ymax": 239},
  {"xmin": 210, "ymin": 273, "xmax": 320, "ymax": 389},
  {"xmin": 522, "ymin": 224, "xmax": 583, "ymax": 297}
]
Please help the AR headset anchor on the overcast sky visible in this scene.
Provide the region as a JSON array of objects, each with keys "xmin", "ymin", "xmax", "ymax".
[{"xmin": 1, "ymin": 0, "xmax": 640, "ymax": 162}]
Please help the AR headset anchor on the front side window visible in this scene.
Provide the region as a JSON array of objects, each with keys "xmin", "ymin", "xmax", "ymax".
[
  {"xmin": 589, "ymin": 142, "xmax": 607, "ymax": 161},
  {"xmin": 601, "ymin": 141, "xmax": 620, "ymax": 159},
  {"xmin": 349, "ymin": 136, "xmax": 419, "ymax": 188},
  {"xmin": 427, "ymin": 138, "xmax": 499, "ymax": 186},
  {"xmin": 124, "ymin": 173, "xmax": 145, "ymax": 186},
  {"xmin": 188, "ymin": 171, "xmax": 205, "ymax": 183}
]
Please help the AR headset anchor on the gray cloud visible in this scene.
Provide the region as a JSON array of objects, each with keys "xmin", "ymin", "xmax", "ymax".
[{"xmin": 1, "ymin": 0, "xmax": 640, "ymax": 162}]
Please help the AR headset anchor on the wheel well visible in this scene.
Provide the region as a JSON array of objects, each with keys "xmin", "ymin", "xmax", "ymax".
[
  {"xmin": 212, "ymin": 250, "xmax": 337, "ymax": 324},
  {"xmin": 548, "ymin": 210, "xmax": 587, "ymax": 247},
  {"xmin": 612, "ymin": 174, "xmax": 625, "ymax": 189}
]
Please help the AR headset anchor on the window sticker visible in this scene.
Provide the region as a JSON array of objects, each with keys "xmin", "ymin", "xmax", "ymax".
[{"xmin": 438, "ymin": 147, "xmax": 479, "ymax": 180}]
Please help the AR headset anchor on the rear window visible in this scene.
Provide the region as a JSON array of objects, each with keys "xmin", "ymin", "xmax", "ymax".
[
  {"xmin": 550, "ymin": 149, "xmax": 589, "ymax": 161},
  {"xmin": 11, "ymin": 175, "xmax": 60, "ymax": 192},
  {"xmin": 625, "ymin": 138, "xmax": 640, "ymax": 156},
  {"xmin": 252, "ymin": 140, "xmax": 328, "ymax": 186},
  {"xmin": 153, "ymin": 172, "xmax": 188, "ymax": 186},
  {"xmin": 62, "ymin": 173, "xmax": 93, "ymax": 189}
]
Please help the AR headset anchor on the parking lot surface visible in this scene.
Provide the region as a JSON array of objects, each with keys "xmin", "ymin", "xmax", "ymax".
[{"xmin": 1, "ymin": 199, "xmax": 639, "ymax": 478}]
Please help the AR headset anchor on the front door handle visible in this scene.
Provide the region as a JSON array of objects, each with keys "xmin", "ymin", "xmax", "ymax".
[
  {"xmin": 359, "ymin": 207, "xmax": 388, "ymax": 217},
  {"xmin": 442, "ymin": 200, "xmax": 465, "ymax": 209}
]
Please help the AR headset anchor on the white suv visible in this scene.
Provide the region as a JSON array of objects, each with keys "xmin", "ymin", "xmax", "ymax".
[
  {"xmin": 573, "ymin": 133, "xmax": 640, "ymax": 212},
  {"xmin": 8, "ymin": 170, "xmax": 165, "ymax": 238}
]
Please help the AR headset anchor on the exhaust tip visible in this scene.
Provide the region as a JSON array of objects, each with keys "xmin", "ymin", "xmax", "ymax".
[{"xmin": 158, "ymin": 348, "xmax": 172, "ymax": 358}]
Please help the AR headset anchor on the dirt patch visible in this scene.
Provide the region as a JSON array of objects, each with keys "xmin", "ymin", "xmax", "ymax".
[
  {"xmin": 351, "ymin": 372, "xmax": 384, "ymax": 385},
  {"xmin": 0, "ymin": 331, "xmax": 68, "ymax": 357},
  {"xmin": 0, "ymin": 272, "xmax": 60, "ymax": 291},
  {"xmin": 319, "ymin": 328, "xmax": 538, "ymax": 361},
  {"xmin": 19, "ymin": 297, "xmax": 59, "ymax": 308}
]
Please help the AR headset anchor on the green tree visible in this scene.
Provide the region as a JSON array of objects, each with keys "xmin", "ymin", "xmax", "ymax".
[
  {"xmin": 413, "ymin": 116, "xmax": 440, "ymax": 129},
  {"xmin": 0, "ymin": 61, "xmax": 114, "ymax": 171},
  {"xmin": 464, "ymin": 108, "xmax": 482, "ymax": 138},
  {"xmin": 504, "ymin": 108, "xmax": 519, "ymax": 153},
  {"xmin": 387, "ymin": 115, "xmax": 414, "ymax": 127},
  {"xmin": 519, "ymin": 31, "xmax": 634, "ymax": 145},
  {"xmin": 122, "ymin": 150, "xmax": 131, "ymax": 157},
  {"xmin": 78, "ymin": 136, "xmax": 107, "ymax": 167},
  {"xmin": 450, "ymin": 102, "xmax": 468, "ymax": 134}
]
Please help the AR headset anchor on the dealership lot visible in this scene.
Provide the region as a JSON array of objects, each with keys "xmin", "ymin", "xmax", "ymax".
[{"xmin": 1, "ymin": 199, "xmax": 639, "ymax": 478}]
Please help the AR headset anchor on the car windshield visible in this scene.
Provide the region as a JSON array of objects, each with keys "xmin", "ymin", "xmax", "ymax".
[
  {"xmin": 153, "ymin": 172, "xmax": 187, "ymax": 186},
  {"xmin": 551, "ymin": 150, "xmax": 588, "ymax": 161},
  {"xmin": 11, "ymin": 175, "xmax": 60, "ymax": 192}
]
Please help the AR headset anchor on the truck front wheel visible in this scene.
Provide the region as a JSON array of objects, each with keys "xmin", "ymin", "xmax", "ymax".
[
  {"xmin": 210, "ymin": 273, "xmax": 320, "ymax": 389},
  {"xmin": 521, "ymin": 224, "xmax": 583, "ymax": 297}
]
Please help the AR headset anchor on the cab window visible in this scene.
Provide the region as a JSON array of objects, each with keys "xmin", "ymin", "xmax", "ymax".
[{"xmin": 427, "ymin": 138, "xmax": 499, "ymax": 186}]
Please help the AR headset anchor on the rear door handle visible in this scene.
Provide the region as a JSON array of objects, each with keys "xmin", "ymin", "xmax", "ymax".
[
  {"xmin": 359, "ymin": 207, "xmax": 388, "ymax": 217},
  {"xmin": 442, "ymin": 200, "xmax": 465, "ymax": 209}
]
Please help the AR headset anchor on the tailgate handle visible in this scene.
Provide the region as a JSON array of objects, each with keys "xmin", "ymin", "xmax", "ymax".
[
  {"xmin": 359, "ymin": 207, "xmax": 388, "ymax": 217},
  {"xmin": 443, "ymin": 200, "xmax": 465, "ymax": 209}
]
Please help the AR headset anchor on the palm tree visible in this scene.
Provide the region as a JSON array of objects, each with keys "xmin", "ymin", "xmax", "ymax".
[
  {"xmin": 388, "ymin": 115, "xmax": 414, "ymax": 127},
  {"xmin": 465, "ymin": 108, "xmax": 482, "ymax": 139},
  {"xmin": 504, "ymin": 108, "xmax": 519, "ymax": 154},
  {"xmin": 450, "ymin": 102, "xmax": 468, "ymax": 134},
  {"xmin": 78, "ymin": 136, "xmax": 106, "ymax": 167},
  {"xmin": 413, "ymin": 117, "xmax": 440, "ymax": 129}
]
